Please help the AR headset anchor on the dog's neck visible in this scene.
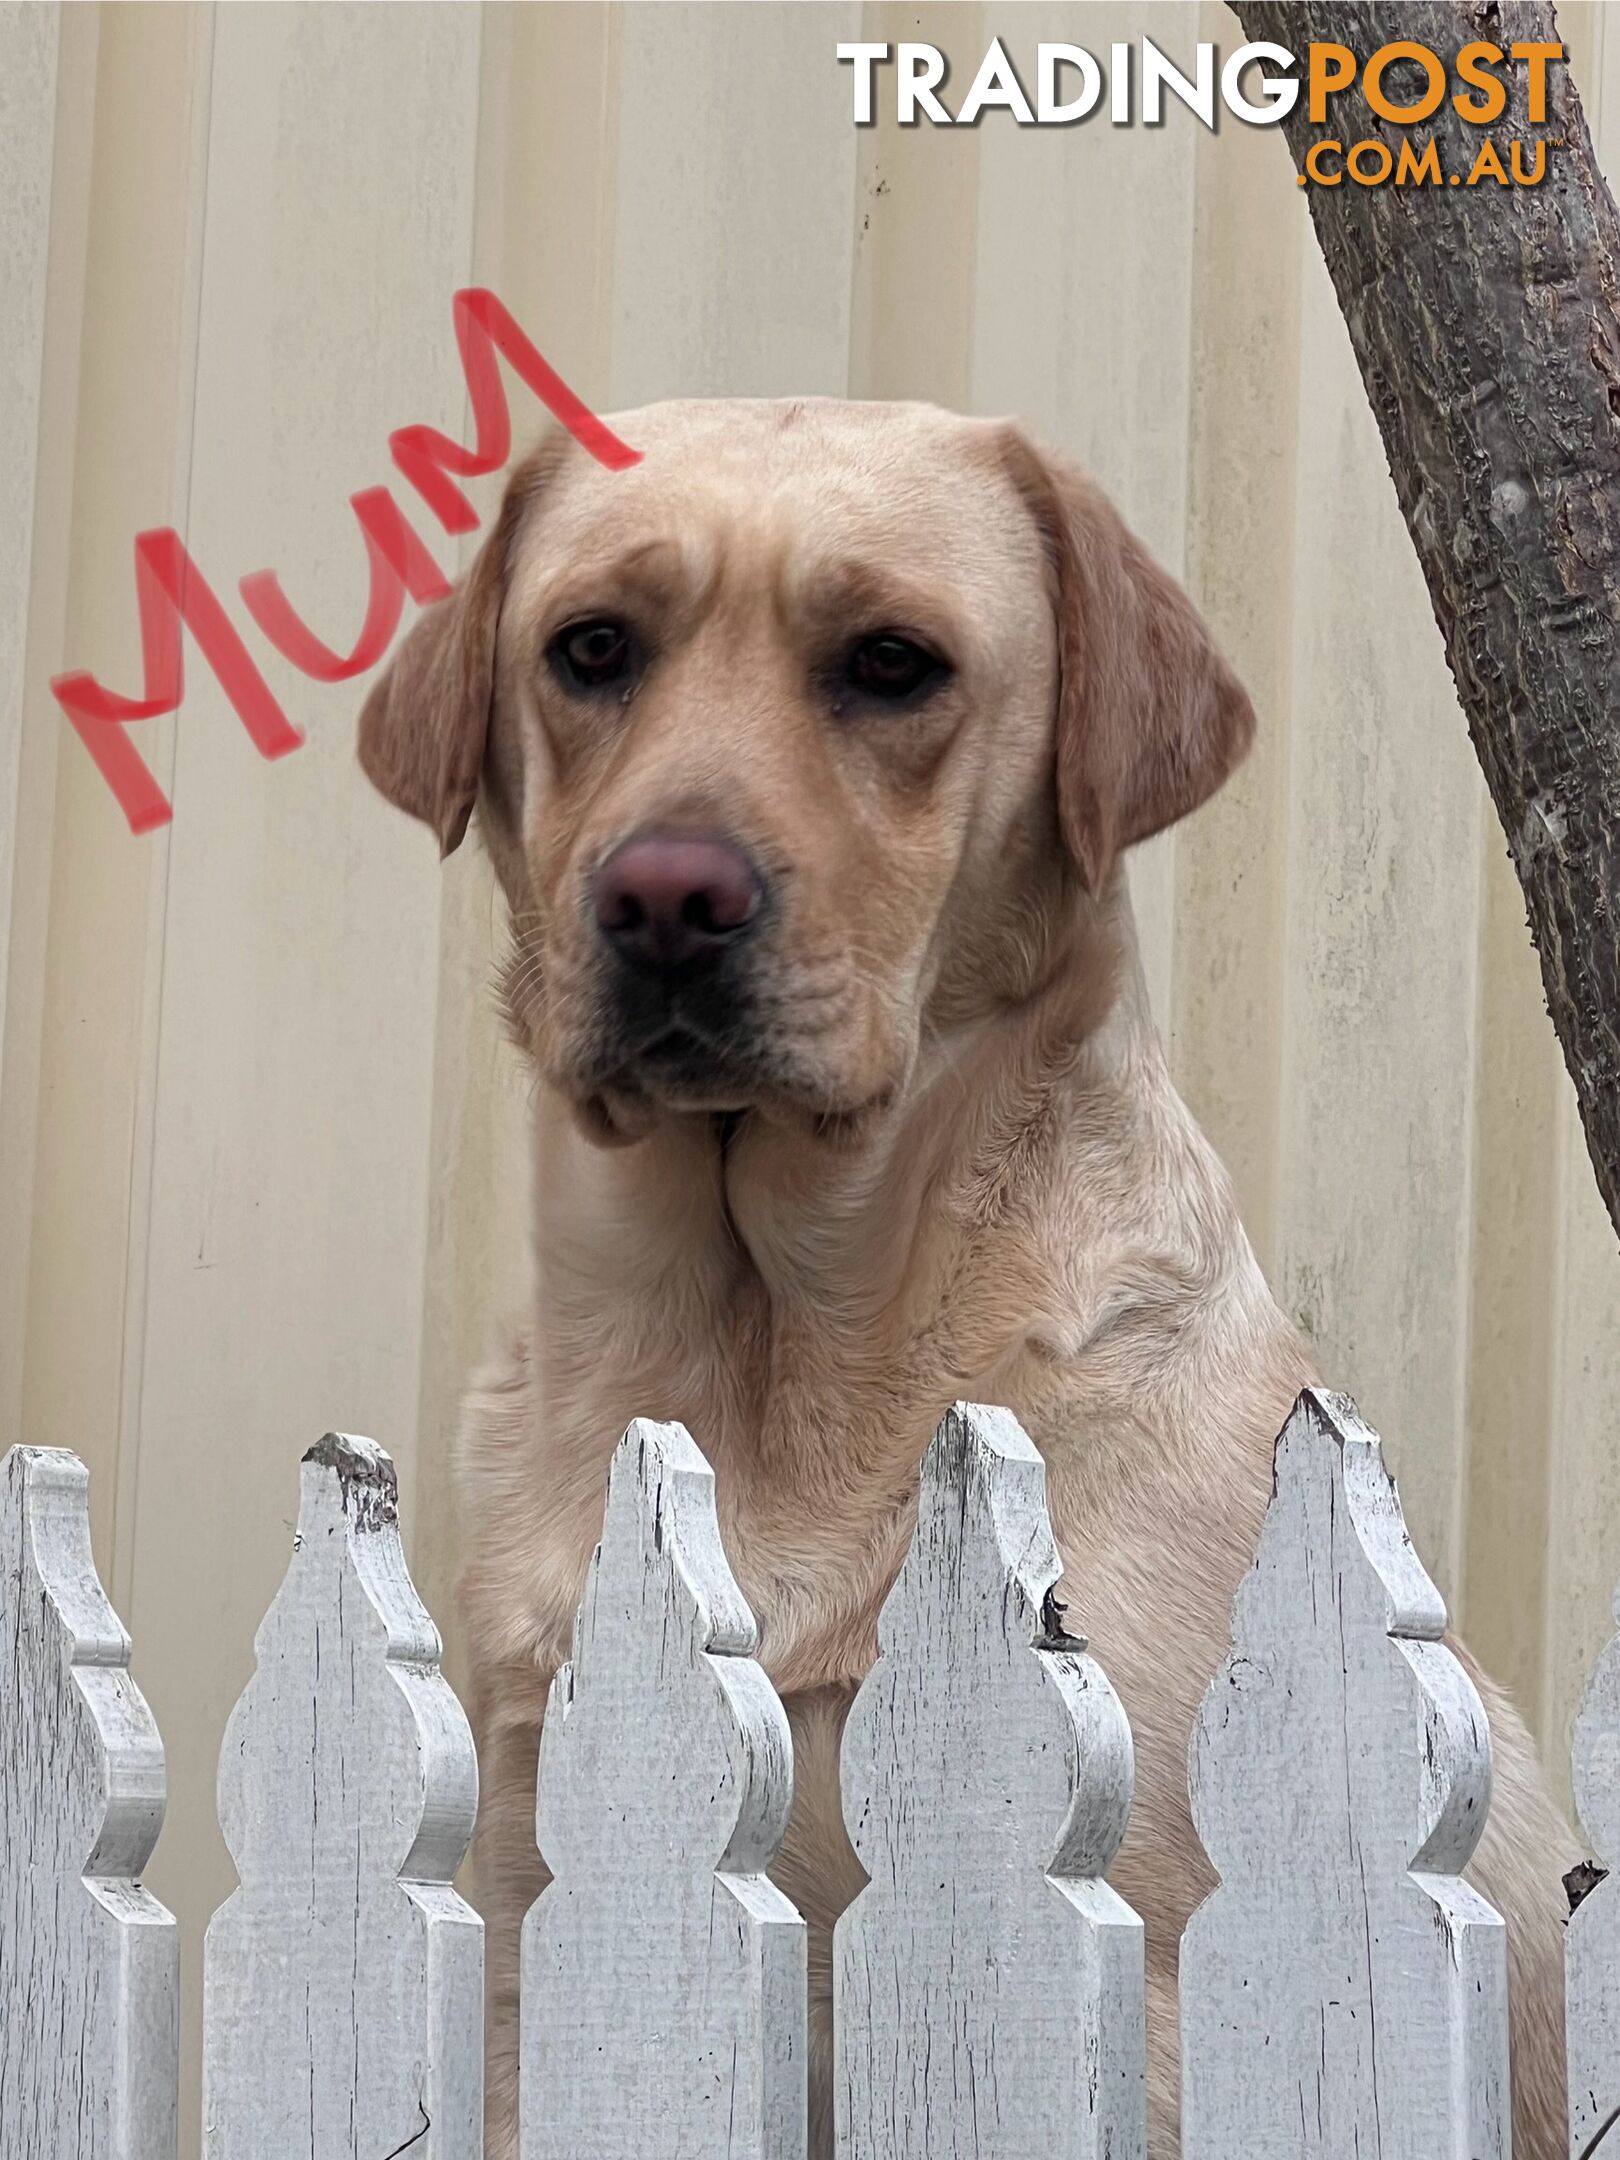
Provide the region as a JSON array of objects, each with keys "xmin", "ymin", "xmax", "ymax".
[
  {"xmin": 527, "ymin": 882, "xmax": 1262, "ymax": 1477},
  {"xmin": 716, "ymin": 891, "xmax": 1146, "ymax": 1316}
]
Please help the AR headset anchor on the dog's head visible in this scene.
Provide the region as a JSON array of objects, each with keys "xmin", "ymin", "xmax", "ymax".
[{"xmin": 360, "ymin": 400, "xmax": 1251, "ymax": 1141}]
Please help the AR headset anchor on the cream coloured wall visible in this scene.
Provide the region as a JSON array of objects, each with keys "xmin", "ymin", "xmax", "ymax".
[{"xmin": 2, "ymin": 3, "xmax": 1617, "ymax": 2145}]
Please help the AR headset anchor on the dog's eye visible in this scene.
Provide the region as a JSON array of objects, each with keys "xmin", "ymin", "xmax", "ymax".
[
  {"xmin": 551, "ymin": 618, "xmax": 635, "ymax": 690},
  {"xmin": 845, "ymin": 633, "xmax": 947, "ymax": 703}
]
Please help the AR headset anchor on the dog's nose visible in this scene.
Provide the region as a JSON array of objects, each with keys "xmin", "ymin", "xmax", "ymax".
[{"xmin": 593, "ymin": 829, "xmax": 764, "ymax": 973}]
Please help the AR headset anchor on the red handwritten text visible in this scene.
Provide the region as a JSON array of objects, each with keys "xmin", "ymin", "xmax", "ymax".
[{"xmin": 53, "ymin": 289, "xmax": 640, "ymax": 834}]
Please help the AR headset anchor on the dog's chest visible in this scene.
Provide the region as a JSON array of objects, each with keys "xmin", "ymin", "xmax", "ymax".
[{"xmin": 535, "ymin": 1356, "xmax": 939, "ymax": 1676}]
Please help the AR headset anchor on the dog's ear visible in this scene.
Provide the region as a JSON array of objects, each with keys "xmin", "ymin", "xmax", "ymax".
[
  {"xmin": 357, "ymin": 460, "xmax": 542, "ymax": 858},
  {"xmin": 1004, "ymin": 431, "xmax": 1255, "ymax": 895},
  {"xmin": 357, "ymin": 532, "xmax": 502, "ymax": 857}
]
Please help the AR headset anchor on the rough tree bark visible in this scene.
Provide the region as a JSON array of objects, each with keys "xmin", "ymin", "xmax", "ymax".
[{"xmin": 1231, "ymin": 1, "xmax": 1620, "ymax": 1242}]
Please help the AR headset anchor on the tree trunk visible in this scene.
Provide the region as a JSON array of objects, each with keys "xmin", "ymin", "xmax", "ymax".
[{"xmin": 1231, "ymin": 0, "xmax": 1620, "ymax": 1241}]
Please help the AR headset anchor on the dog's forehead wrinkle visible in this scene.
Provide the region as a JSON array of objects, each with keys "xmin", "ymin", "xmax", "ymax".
[
  {"xmin": 540, "ymin": 395, "xmax": 1029, "ymax": 564},
  {"xmin": 529, "ymin": 473, "xmax": 1036, "ymax": 649}
]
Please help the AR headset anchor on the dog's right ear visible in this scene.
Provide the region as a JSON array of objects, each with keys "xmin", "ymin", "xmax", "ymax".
[
  {"xmin": 360, "ymin": 427, "xmax": 572, "ymax": 858},
  {"xmin": 356, "ymin": 501, "xmax": 514, "ymax": 857}
]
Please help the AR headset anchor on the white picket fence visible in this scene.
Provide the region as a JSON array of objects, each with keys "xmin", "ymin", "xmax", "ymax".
[{"xmin": 2, "ymin": 1388, "xmax": 1618, "ymax": 2158}]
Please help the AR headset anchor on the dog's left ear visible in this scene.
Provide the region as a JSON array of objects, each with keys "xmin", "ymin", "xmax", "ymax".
[{"xmin": 1003, "ymin": 431, "xmax": 1255, "ymax": 895}]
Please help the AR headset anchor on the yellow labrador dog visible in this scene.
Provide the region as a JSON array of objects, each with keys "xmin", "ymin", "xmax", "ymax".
[{"xmin": 359, "ymin": 399, "xmax": 1573, "ymax": 2155}]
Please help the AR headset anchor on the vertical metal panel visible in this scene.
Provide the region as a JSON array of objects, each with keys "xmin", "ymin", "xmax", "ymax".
[
  {"xmin": 1461, "ymin": 836, "xmax": 1565, "ymax": 1734},
  {"xmin": 1172, "ymin": 6, "xmax": 1303, "ymax": 1271},
  {"xmin": 0, "ymin": 3, "xmax": 64, "ymax": 1044},
  {"xmin": 20, "ymin": 0, "xmax": 212, "ymax": 1581},
  {"xmin": 1268, "ymin": 241, "xmax": 1486, "ymax": 1604},
  {"xmin": 605, "ymin": 0, "xmax": 862, "ymax": 408},
  {"xmin": 0, "ymin": 0, "xmax": 94, "ymax": 1461},
  {"xmin": 846, "ymin": 0, "xmax": 985, "ymax": 410}
]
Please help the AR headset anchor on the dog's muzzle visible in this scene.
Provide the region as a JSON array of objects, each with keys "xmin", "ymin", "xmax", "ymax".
[{"xmin": 590, "ymin": 825, "xmax": 771, "ymax": 1100}]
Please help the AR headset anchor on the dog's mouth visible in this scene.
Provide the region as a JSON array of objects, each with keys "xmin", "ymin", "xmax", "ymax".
[
  {"xmin": 583, "ymin": 996, "xmax": 773, "ymax": 1117},
  {"xmin": 576, "ymin": 1028, "xmax": 903, "ymax": 1155},
  {"xmin": 512, "ymin": 923, "xmax": 894, "ymax": 1138},
  {"xmin": 559, "ymin": 956, "xmax": 905, "ymax": 1144},
  {"xmin": 631, "ymin": 1023, "xmax": 755, "ymax": 1104}
]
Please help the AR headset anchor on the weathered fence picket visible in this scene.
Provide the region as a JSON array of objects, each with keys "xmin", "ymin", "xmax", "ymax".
[
  {"xmin": 1569, "ymin": 1579, "xmax": 1620, "ymax": 2158},
  {"xmin": 1180, "ymin": 1387, "xmax": 1510, "ymax": 2160},
  {"xmin": 7, "ymin": 1387, "xmax": 1620, "ymax": 2156},
  {"xmin": 522, "ymin": 1417, "xmax": 806, "ymax": 2160},
  {"xmin": 202, "ymin": 1434, "xmax": 482, "ymax": 2158},
  {"xmin": 0, "ymin": 1446, "xmax": 179, "ymax": 2160},
  {"xmin": 835, "ymin": 1401, "xmax": 1145, "ymax": 2160}
]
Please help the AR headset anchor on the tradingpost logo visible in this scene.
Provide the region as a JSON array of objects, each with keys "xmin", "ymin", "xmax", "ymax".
[
  {"xmin": 1297, "ymin": 37, "xmax": 1559, "ymax": 188},
  {"xmin": 837, "ymin": 33, "xmax": 1562, "ymax": 189}
]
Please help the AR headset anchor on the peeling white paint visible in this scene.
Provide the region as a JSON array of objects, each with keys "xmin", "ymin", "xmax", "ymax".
[
  {"xmin": 1181, "ymin": 1390, "xmax": 1509, "ymax": 2159},
  {"xmin": 523, "ymin": 1418, "xmax": 806, "ymax": 2160},
  {"xmin": 201, "ymin": 1435, "xmax": 482, "ymax": 2158},
  {"xmin": 0, "ymin": 1446, "xmax": 179, "ymax": 2159},
  {"xmin": 835, "ymin": 1402, "xmax": 1145, "ymax": 2160}
]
